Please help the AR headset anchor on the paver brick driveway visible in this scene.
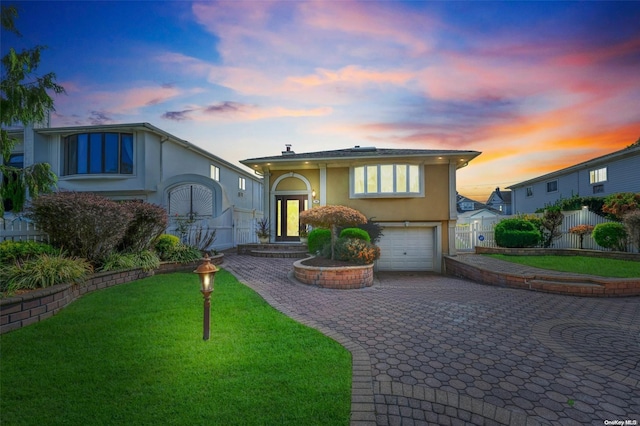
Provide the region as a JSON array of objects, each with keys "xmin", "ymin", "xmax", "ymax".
[{"xmin": 223, "ymin": 253, "xmax": 640, "ymax": 426}]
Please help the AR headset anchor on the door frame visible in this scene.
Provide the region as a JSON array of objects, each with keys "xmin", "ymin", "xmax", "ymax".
[{"xmin": 275, "ymin": 195, "xmax": 307, "ymax": 241}]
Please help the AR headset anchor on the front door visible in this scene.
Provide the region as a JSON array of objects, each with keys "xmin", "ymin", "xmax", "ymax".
[{"xmin": 276, "ymin": 195, "xmax": 308, "ymax": 241}]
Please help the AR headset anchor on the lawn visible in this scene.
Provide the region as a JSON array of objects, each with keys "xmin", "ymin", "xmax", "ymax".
[
  {"xmin": 0, "ymin": 270, "xmax": 351, "ymax": 425},
  {"xmin": 486, "ymin": 254, "xmax": 640, "ymax": 278}
]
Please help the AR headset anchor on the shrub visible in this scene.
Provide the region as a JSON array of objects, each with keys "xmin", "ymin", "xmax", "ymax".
[
  {"xmin": 308, "ymin": 228, "xmax": 331, "ymax": 254},
  {"xmin": 592, "ymin": 222, "xmax": 628, "ymax": 251},
  {"xmin": 569, "ymin": 225, "xmax": 595, "ymax": 249},
  {"xmin": 99, "ymin": 250, "xmax": 160, "ymax": 272},
  {"xmin": 118, "ymin": 201, "xmax": 168, "ymax": 252},
  {"xmin": 495, "ymin": 218, "xmax": 541, "ymax": 248},
  {"xmin": 27, "ymin": 191, "xmax": 133, "ymax": 264},
  {"xmin": 163, "ymin": 243, "xmax": 202, "ymax": 263},
  {"xmin": 0, "ymin": 240, "xmax": 58, "ymax": 264},
  {"xmin": 154, "ymin": 234, "xmax": 181, "ymax": 260},
  {"xmin": 339, "ymin": 227, "xmax": 370, "ymax": 242},
  {"xmin": 622, "ymin": 210, "xmax": 640, "ymax": 251},
  {"xmin": 350, "ymin": 218, "xmax": 383, "ymax": 244},
  {"xmin": 540, "ymin": 208, "xmax": 563, "ymax": 248},
  {"xmin": 0, "ymin": 254, "xmax": 92, "ymax": 293},
  {"xmin": 334, "ymin": 238, "xmax": 381, "ymax": 265},
  {"xmin": 602, "ymin": 192, "xmax": 640, "ymax": 220}
]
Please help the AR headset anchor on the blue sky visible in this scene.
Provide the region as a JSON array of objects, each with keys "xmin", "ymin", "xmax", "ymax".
[{"xmin": 3, "ymin": 0, "xmax": 639, "ymax": 201}]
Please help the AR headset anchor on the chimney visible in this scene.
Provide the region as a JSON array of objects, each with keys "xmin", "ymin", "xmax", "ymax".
[{"xmin": 282, "ymin": 144, "xmax": 295, "ymax": 155}]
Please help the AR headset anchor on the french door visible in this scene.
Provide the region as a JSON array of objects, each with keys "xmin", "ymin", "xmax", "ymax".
[{"xmin": 275, "ymin": 195, "xmax": 308, "ymax": 241}]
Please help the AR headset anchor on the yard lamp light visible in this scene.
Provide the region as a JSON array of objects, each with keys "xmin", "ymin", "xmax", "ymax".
[{"xmin": 194, "ymin": 254, "xmax": 218, "ymax": 341}]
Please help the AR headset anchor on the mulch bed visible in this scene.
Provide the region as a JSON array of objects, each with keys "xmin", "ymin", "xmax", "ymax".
[{"xmin": 300, "ymin": 257, "xmax": 357, "ymax": 267}]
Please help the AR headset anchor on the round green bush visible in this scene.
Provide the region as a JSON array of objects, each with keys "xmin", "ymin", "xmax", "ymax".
[
  {"xmin": 339, "ymin": 227, "xmax": 370, "ymax": 242},
  {"xmin": 495, "ymin": 219, "xmax": 541, "ymax": 248},
  {"xmin": 154, "ymin": 234, "xmax": 180, "ymax": 260},
  {"xmin": 308, "ymin": 228, "xmax": 331, "ymax": 254},
  {"xmin": 592, "ymin": 222, "xmax": 628, "ymax": 251}
]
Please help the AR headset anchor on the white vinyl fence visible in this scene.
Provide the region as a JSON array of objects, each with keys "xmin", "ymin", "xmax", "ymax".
[
  {"xmin": 455, "ymin": 209, "xmax": 637, "ymax": 253},
  {"xmin": 166, "ymin": 207, "xmax": 263, "ymax": 251},
  {"xmin": 0, "ymin": 217, "xmax": 48, "ymax": 242}
]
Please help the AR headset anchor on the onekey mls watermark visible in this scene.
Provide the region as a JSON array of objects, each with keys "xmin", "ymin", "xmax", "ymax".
[{"xmin": 603, "ymin": 420, "xmax": 638, "ymax": 425}]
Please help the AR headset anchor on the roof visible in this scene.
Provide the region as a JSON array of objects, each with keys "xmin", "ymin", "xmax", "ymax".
[
  {"xmin": 507, "ymin": 144, "xmax": 640, "ymax": 189},
  {"xmin": 31, "ymin": 122, "xmax": 261, "ymax": 181},
  {"xmin": 241, "ymin": 146, "xmax": 481, "ymax": 171}
]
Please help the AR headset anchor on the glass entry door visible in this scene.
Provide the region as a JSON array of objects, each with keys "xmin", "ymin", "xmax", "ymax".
[{"xmin": 276, "ymin": 195, "xmax": 308, "ymax": 241}]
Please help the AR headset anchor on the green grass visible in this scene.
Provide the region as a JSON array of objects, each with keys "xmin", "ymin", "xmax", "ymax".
[
  {"xmin": 0, "ymin": 271, "xmax": 351, "ymax": 425},
  {"xmin": 486, "ymin": 254, "xmax": 640, "ymax": 278}
]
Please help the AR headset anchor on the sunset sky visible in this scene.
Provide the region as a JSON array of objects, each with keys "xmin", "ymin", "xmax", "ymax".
[{"xmin": 4, "ymin": 1, "xmax": 639, "ymax": 201}]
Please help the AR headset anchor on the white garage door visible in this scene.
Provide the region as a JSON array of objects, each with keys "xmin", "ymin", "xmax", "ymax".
[{"xmin": 377, "ymin": 227, "xmax": 434, "ymax": 271}]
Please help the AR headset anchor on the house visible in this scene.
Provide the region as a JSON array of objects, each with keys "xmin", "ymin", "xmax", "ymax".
[
  {"xmin": 455, "ymin": 193, "xmax": 502, "ymax": 224},
  {"xmin": 508, "ymin": 144, "xmax": 640, "ymax": 213},
  {"xmin": 485, "ymin": 187, "xmax": 512, "ymax": 215},
  {"xmin": 3, "ymin": 122, "xmax": 263, "ymax": 249},
  {"xmin": 241, "ymin": 145, "xmax": 481, "ymax": 272}
]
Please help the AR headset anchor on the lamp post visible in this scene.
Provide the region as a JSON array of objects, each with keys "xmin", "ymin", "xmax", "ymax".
[{"xmin": 194, "ymin": 254, "xmax": 218, "ymax": 340}]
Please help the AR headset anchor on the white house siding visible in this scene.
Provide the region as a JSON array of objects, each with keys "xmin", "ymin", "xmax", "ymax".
[{"xmin": 10, "ymin": 123, "xmax": 264, "ymax": 250}]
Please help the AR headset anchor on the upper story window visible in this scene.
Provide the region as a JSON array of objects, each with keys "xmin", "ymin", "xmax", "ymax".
[
  {"xmin": 63, "ymin": 133, "xmax": 133, "ymax": 175},
  {"xmin": 352, "ymin": 164, "xmax": 422, "ymax": 197},
  {"xmin": 238, "ymin": 177, "xmax": 246, "ymax": 190},
  {"xmin": 526, "ymin": 187, "xmax": 533, "ymax": 197},
  {"xmin": 589, "ymin": 167, "xmax": 607, "ymax": 184},
  {"xmin": 210, "ymin": 165, "xmax": 220, "ymax": 181},
  {"xmin": 546, "ymin": 180, "xmax": 558, "ymax": 193}
]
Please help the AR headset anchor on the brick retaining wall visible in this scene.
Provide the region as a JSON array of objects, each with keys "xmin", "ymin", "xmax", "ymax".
[
  {"xmin": 293, "ymin": 257, "xmax": 374, "ymax": 289},
  {"xmin": 0, "ymin": 254, "xmax": 224, "ymax": 335},
  {"xmin": 444, "ymin": 254, "xmax": 640, "ymax": 297}
]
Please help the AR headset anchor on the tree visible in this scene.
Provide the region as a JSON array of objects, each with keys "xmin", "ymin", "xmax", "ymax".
[
  {"xmin": 602, "ymin": 192, "xmax": 640, "ymax": 221},
  {"xmin": 0, "ymin": 5, "xmax": 64, "ymax": 216},
  {"xmin": 300, "ymin": 205, "xmax": 367, "ymax": 259},
  {"xmin": 540, "ymin": 208, "xmax": 563, "ymax": 248}
]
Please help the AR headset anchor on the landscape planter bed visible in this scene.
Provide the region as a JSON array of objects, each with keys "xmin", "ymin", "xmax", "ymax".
[
  {"xmin": 293, "ymin": 256, "xmax": 374, "ymax": 289},
  {"xmin": 0, "ymin": 253, "xmax": 224, "ymax": 335},
  {"xmin": 444, "ymin": 249, "xmax": 640, "ymax": 297}
]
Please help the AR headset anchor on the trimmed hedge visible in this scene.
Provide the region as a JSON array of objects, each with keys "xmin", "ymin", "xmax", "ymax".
[
  {"xmin": 339, "ymin": 227, "xmax": 370, "ymax": 242},
  {"xmin": 495, "ymin": 218, "xmax": 541, "ymax": 248},
  {"xmin": 592, "ymin": 222, "xmax": 628, "ymax": 251},
  {"xmin": 308, "ymin": 228, "xmax": 331, "ymax": 254}
]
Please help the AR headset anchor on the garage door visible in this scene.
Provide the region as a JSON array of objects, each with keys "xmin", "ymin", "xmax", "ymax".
[{"xmin": 377, "ymin": 227, "xmax": 434, "ymax": 271}]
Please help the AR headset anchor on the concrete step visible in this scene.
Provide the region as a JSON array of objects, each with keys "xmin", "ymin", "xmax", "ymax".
[{"xmin": 250, "ymin": 250, "xmax": 309, "ymax": 258}]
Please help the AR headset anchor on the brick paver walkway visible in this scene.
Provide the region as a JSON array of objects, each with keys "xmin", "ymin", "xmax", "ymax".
[{"xmin": 222, "ymin": 253, "xmax": 640, "ymax": 426}]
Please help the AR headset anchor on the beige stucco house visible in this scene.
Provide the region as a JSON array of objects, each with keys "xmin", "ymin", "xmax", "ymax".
[{"xmin": 241, "ymin": 145, "xmax": 481, "ymax": 272}]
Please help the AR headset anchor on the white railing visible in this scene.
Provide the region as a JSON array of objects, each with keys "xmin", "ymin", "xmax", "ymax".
[
  {"xmin": 455, "ymin": 209, "xmax": 637, "ymax": 253},
  {"xmin": 0, "ymin": 217, "xmax": 49, "ymax": 242}
]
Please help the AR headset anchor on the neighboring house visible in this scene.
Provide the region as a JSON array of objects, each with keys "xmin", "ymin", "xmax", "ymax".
[
  {"xmin": 3, "ymin": 123, "xmax": 263, "ymax": 249},
  {"xmin": 485, "ymin": 187, "xmax": 512, "ymax": 215},
  {"xmin": 241, "ymin": 145, "xmax": 481, "ymax": 272},
  {"xmin": 456, "ymin": 193, "xmax": 502, "ymax": 225},
  {"xmin": 508, "ymin": 144, "xmax": 640, "ymax": 213}
]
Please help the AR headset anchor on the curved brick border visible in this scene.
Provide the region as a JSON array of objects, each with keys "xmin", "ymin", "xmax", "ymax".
[
  {"xmin": 532, "ymin": 319, "xmax": 640, "ymax": 388},
  {"xmin": 444, "ymin": 254, "xmax": 640, "ymax": 297},
  {"xmin": 293, "ymin": 256, "xmax": 374, "ymax": 289},
  {"xmin": 0, "ymin": 254, "xmax": 224, "ymax": 335},
  {"xmin": 374, "ymin": 381, "xmax": 545, "ymax": 426}
]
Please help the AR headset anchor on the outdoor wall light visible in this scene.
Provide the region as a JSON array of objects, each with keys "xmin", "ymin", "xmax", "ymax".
[
  {"xmin": 194, "ymin": 254, "xmax": 218, "ymax": 341},
  {"xmin": 312, "ymin": 189, "xmax": 316, "ymax": 199}
]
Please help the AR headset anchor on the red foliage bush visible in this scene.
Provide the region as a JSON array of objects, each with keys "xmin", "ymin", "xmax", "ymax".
[
  {"xmin": 118, "ymin": 201, "xmax": 168, "ymax": 252},
  {"xmin": 28, "ymin": 192, "xmax": 133, "ymax": 263}
]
